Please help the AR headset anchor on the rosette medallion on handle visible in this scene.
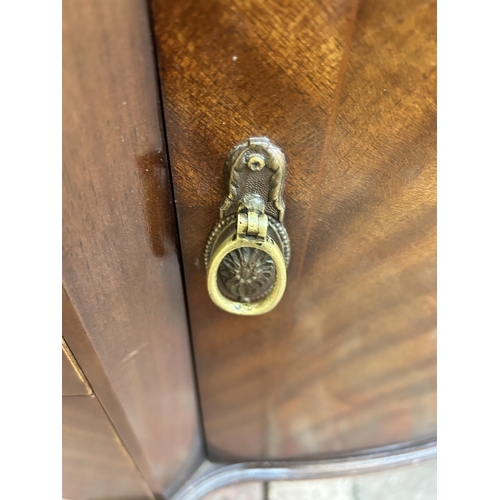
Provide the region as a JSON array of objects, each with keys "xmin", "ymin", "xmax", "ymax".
[{"xmin": 205, "ymin": 137, "xmax": 290, "ymax": 315}]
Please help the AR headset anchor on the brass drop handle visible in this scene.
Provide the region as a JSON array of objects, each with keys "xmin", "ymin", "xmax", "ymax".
[{"xmin": 205, "ymin": 138, "xmax": 290, "ymax": 315}]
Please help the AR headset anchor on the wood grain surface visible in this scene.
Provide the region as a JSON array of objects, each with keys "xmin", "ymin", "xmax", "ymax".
[
  {"xmin": 62, "ymin": 0, "xmax": 202, "ymax": 495},
  {"xmin": 152, "ymin": 0, "xmax": 436, "ymax": 460},
  {"xmin": 63, "ymin": 395, "xmax": 154, "ymax": 500}
]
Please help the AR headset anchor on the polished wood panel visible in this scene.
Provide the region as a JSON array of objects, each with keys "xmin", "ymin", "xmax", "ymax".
[
  {"xmin": 62, "ymin": 339, "xmax": 91, "ymax": 396},
  {"xmin": 63, "ymin": 287, "xmax": 165, "ymax": 493},
  {"xmin": 63, "ymin": 395, "xmax": 154, "ymax": 500},
  {"xmin": 152, "ymin": 0, "xmax": 436, "ymax": 460},
  {"xmin": 63, "ymin": 0, "xmax": 202, "ymax": 495}
]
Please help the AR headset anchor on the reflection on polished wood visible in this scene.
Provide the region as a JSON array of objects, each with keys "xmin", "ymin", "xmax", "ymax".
[
  {"xmin": 62, "ymin": 0, "xmax": 202, "ymax": 495},
  {"xmin": 63, "ymin": 395, "xmax": 154, "ymax": 500},
  {"xmin": 152, "ymin": 0, "xmax": 436, "ymax": 460},
  {"xmin": 202, "ymin": 483, "xmax": 264, "ymax": 500},
  {"xmin": 62, "ymin": 339, "xmax": 91, "ymax": 396},
  {"xmin": 170, "ymin": 441, "xmax": 436, "ymax": 500}
]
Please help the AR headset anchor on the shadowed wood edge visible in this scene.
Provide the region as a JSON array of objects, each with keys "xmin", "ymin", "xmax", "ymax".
[{"xmin": 169, "ymin": 440, "xmax": 436, "ymax": 500}]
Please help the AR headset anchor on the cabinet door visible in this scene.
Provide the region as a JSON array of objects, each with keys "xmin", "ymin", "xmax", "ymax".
[{"xmin": 151, "ymin": 0, "xmax": 436, "ymax": 460}]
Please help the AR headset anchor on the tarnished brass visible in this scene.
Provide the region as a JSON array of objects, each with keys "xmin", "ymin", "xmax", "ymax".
[{"xmin": 205, "ymin": 137, "xmax": 290, "ymax": 315}]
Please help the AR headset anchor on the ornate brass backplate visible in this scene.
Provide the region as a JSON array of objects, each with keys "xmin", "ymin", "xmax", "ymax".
[{"xmin": 205, "ymin": 137, "xmax": 290, "ymax": 315}]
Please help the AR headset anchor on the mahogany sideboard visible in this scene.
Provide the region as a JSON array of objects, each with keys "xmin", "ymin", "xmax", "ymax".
[{"xmin": 62, "ymin": 0, "xmax": 436, "ymax": 498}]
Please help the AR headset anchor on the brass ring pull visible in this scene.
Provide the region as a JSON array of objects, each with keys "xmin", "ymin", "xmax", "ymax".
[{"xmin": 205, "ymin": 137, "xmax": 290, "ymax": 315}]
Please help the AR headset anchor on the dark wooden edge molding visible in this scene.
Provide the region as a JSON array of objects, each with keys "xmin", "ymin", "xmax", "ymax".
[{"xmin": 169, "ymin": 440, "xmax": 436, "ymax": 500}]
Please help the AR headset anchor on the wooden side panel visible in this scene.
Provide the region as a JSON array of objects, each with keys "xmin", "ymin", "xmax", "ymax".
[
  {"xmin": 63, "ymin": 396, "xmax": 154, "ymax": 500},
  {"xmin": 152, "ymin": 0, "xmax": 436, "ymax": 460},
  {"xmin": 62, "ymin": 0, "xmax": 202, "ymax": 495},
  {"xmin": 62, "ymin": 339, "xmax": 92, "ymax": 396}
]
